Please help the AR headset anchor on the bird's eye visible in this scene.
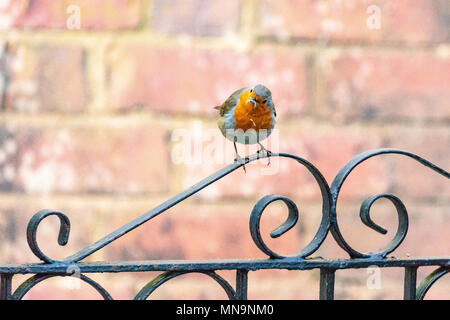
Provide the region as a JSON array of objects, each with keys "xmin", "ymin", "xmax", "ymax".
[
  {"xmin": 262, "ymin": 99, "xmax": 267, "ymax": 104},
  {"xmin": 250, "ymin": 89, "xmax": 253, "ymax": 93}
]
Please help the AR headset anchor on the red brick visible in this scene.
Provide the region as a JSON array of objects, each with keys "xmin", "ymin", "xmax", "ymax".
[
  {"xmin": 175, "ymin": 123, "xmax": 389, "ymax": 201},
  {"xmin": 0, "ymin": 0, "xmax": 143, "ymax": 30},
  {"xmin": 5, "ymin": 43, "xmax": 88, "ymax": 112},
  {"xmin": 279, "ymin": 126, "xmax": 389, "ymax": 199},
  {"xmin": 105, "ymin": 46, "xmax": 309, "ymax": 116},
  {"xmin": 258, "ymin": 0, "xmax": 449, "ymax": 43},
  {"xmin": 324, "ymin": 53, "xmax": 450, "ymax": 121},
  {"xmin": 0, "ymin": 207, "xmax": 30, "ymax": 263},
  {"xmin": 3, "ymin": 125, "xmax": 169, "ymax": 194},
  {"xmin": 150, "ymin": 0, "xmax": 242, "ymax": 36},
  {"xmin": 387, "ymin": 127, "xmax": 450, "ymax": 200},
  {"xmin": 0, "ymin": 127, "xmax": 22, "ymax": 192},
  {"xmin": 402, "ymin": 204, "xmax": 450, "ymax": 257},
  {"xmin": 103, "ymin": 202, "xmax": 307, "ymax": 260},
  {"xmin": 247, "ymin": 271, "xmax": 319, "ymax": 299},
  {"xmin": 0, "ymin": 42, "xmax": 6, "ymax": 106},
  {"xmin": 0, "ymin": 198, "xmax": 108, "ymax": 264},
  {"xmin": 334, "ymin": 268, "xmax": 405, "ymax": 300},
  {"xmin": 317, "ymin": 201, "xmax": 449, "ymax": 259}
]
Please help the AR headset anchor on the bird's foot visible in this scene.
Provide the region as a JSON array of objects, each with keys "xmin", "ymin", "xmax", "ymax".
[
  {"xmin": 257, "ymin": 144, "xmax": 272, "ymax": 166},
  {"xmin": 234, "ymin": 155, "xmax": 248, "ymax": 173}
]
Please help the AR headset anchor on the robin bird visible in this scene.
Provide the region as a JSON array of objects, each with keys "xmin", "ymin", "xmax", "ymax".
[{"xmin": 215, "ymin": 84, "xmax": 276, "ymax": 172}]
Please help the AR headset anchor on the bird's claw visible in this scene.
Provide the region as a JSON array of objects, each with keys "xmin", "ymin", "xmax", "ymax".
[
  {"xmin": 234, "ymin": 155, "xmax": 248, "ymax": 173},
  {"xmin": 257, "ymin": 146, "xmax": 272, "ymax": 166},
  {"xmin": 234, "ymin": 155, "xmax": 245, "ymax": 164}
]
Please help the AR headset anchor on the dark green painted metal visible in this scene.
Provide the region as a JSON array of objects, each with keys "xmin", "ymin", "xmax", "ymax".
[
  {"xmin": 330, "ymin": 148, "xmax": 449, "ymax": 259},
  {"xmin": 319, "ymin": 268, "xmax": 335, "ymax": 300},
  {"xmin": 359, "ymin": 193, "xmax": 408, "ymax": 258},
  {"xmin": 404, "ymin": 266, "xmax": 418, "ymax": 300},
  {"xmin": 0, "ymin": 149, "xmax": 448, "ymax": 300},
  {"xmin": 0, "ymin": 257, "xmax": 448, "ymax": 274},
  {"xmin": 0, "ymin": 274, "xmax": 12, "ymax": 300},
  {"xmin": 26, "ymin": 210, "xmax": 71, "ymax": 264},
  {"xmin": 236, "ymin": 269, "xmax": 248, "ymax": 300},
  {"xmin": 416, "ymin": 266, "xmax": 450, "ymax": 300},
  {"xmin": 134, "ymin": 271, "xmax": 237, "ymax": 300},
  {"xmin": 12, "ymin": 273, "xmax": 113, "ymax": 300}
]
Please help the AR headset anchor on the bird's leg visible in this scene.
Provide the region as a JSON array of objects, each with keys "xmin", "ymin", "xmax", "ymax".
[
  {"xmin": 234, "ymin": 141, "xmax": 247, "ymax": 173},
  {"xmin": 257, "ymin": 142, "xmax": 272, "ymax": 165}
]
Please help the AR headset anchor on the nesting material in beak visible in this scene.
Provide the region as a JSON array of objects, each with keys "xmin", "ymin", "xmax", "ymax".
[{"xmin": 248, "ymin": 97, "xmax": 257, "ymax": 108}]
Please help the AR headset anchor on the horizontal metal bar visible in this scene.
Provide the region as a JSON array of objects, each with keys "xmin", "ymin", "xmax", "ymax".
[{"xmin": 0, "ymin": 257, "xmax": 448, "ymax": 274}]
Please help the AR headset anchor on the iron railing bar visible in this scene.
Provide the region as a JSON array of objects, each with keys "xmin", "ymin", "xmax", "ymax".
[
  {"xmin": 403, "ymin": 266, "xmax": 418, "ymax": 300},
  {"xmin": 0, "ymin": 274, "xmax": 12, "ymax": 300},
  {"xmin": 236, "ymin": 269, "xmax": 249, "ymax": 300},
  {"xmin": 1, "ymin": 257, "xmax": 448, "ymax": 274},
  {"xmin": 319, "ymin": 268, "xmax": 335, "ymax": 300}
]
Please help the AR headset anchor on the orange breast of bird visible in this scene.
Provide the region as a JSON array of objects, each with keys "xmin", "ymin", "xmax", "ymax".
[{"xmin": 233, "ymin": 90, "xmax": 273, "ymax": 132}]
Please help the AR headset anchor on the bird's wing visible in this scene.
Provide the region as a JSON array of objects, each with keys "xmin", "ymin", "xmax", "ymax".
[
  {"xmin": 215, "ymin": 88, "xmax": 246, "ymax": 116},
  {"xmin": 267, "ymin": 98, "xmax": 276, "ymax": 117}
]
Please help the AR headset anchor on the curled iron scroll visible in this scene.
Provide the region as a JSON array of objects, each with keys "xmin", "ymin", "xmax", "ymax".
[
  {"xmin": 250, "ymin": 195, "xmax": 299, "ymax": 259},
  {"xmin": 330, "ymin": 148, "xmax": 449, "ymax": 258},
  {"xmin": 249, "ymin": 153, "xmax": 332, "ymax": 259},
  {"xmin": 416, "ymin": 266, "xmax": 450, "ymax": 300},
  {"xmin": 359, "ymin": 193, "xmax": 408, "ymax": 257},
  {"xmin": 25, "ymin": 152, "xmax": 332, "ymax": 264},
  {"xmin": 134, "ymin": 271, "xmax": 237, "ymax": 300},
  {"xmin": 26, "ymin": 209, "xmax": 71, "ymax": 264},
  {"xmin": 12, "ymin": 273, "xmax": 113, "ymax": 300},
  {"xmin": 25, "ymin": 149, "xmax": 445, "ymax": 263}
]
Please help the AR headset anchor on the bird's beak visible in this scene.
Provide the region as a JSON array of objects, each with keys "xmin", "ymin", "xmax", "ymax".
[{"xmin": 248, "ymin": 97, "xmax": 257, "ymax": 107}]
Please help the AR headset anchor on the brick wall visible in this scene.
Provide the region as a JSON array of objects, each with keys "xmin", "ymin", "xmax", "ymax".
[{"xmin": 0, "ymin": 0, "xmax": 449, "ymax": 300}]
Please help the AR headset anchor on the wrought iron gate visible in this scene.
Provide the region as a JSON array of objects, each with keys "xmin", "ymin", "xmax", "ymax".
[{"xmin": 0, "ymin": 148, "xmax": 448, "ymax": 300}]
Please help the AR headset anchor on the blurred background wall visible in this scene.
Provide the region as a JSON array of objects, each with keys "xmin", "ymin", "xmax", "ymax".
[{"xmin": 0, "ymin": 0, "xmax": 448, "ymax": 299}]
